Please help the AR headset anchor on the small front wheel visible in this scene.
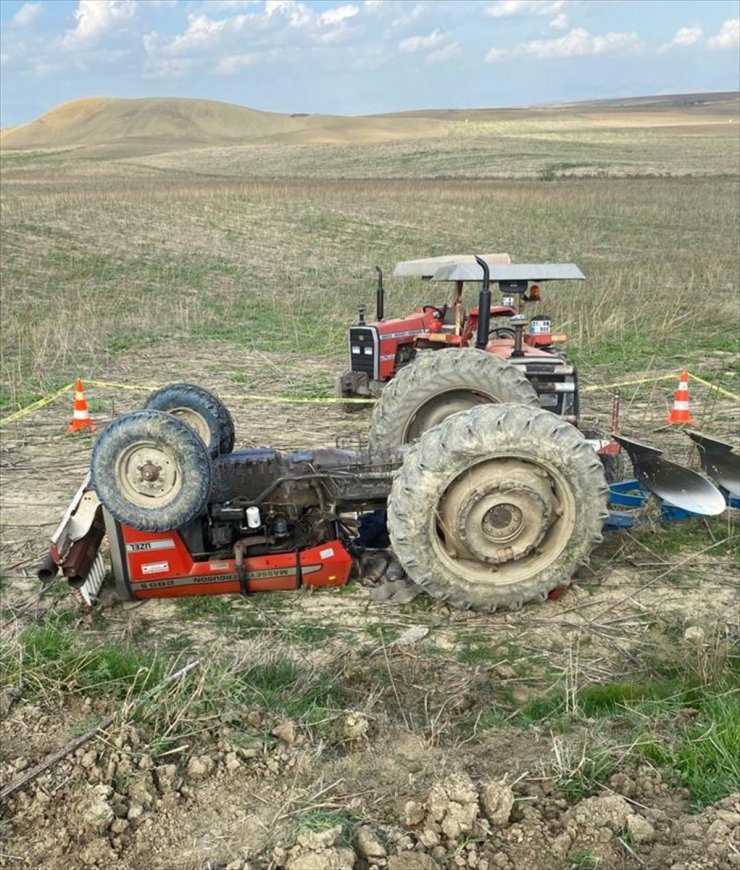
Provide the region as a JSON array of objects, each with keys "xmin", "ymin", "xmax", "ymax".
[{"xmin": 91, "ymin": 410, "xmax": 212, "ymax": 532}]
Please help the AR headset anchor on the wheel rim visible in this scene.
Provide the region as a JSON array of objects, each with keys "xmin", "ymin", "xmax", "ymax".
[
  {"xmin": 113, "ymin": 440, "xmax": 181, "ymax": 508},
  {"xmin": 433, "ymin": 455, "xmax": 576, "ymax": 586},
  {"xmin": 166, "ymin": 406, "xmax": 211, "ymax": 446},
  {"xmin": 403, "ymin": 389, "xmax": 498, "ymax": 443}
]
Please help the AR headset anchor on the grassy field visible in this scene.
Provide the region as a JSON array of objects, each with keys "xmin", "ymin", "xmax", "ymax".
[
  {"xmin": 1, "ymin": 100, "xmax": 739, "ymax": 869},
  {"xmin": 1, "ymin": 160, "xmax": 738, "ymax": 410}
]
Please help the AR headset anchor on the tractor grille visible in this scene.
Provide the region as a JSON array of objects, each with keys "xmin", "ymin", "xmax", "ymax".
[
  {"xmin": 509, "ymin": 358, "xmax": 578, "ymax": 421},
  {"xmin": 349, "ymin": 327, "xmax": 378, "ymax": 378}
]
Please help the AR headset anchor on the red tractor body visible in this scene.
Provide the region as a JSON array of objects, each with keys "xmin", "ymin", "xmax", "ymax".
[
  {"xmin": 338, "ymin": 255, "xmax": 582, "ymax": 423},
  {"xmin": 110, "ymin": 521, "xmax": 352, "ymax": 601}
]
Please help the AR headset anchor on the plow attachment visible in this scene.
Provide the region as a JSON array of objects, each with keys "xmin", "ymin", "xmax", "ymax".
[
  {"xmin": 687, "ymin": 431, "xmax": 740, "ymax": 500},
  {"xmin": 606, "ymin": 434, "xmax": 734, "ymax": 530}
]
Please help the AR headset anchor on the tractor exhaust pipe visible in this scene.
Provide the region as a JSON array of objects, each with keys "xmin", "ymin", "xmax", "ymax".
[
  {"xmin": 375, "ymin": 266, "xmax": 385, "ymax": 321},
  {"xmin": 474, "ymin": 255, "xmax": 491, "ymax": 350},
  {"xmin": 37, "ymin": 550, "xmax": 59, "ymax": 582},
  {"xmin": 62, "ymin": 508, "xmax": 106, "ymax": 588}
]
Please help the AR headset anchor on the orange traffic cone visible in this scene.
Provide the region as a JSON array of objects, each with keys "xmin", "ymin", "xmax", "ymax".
[
  {"xmin": 67, "ymin": 379, "xmax": 96, "ymax": 433},
  {"xmin": 666, "ymin": 371, "xmax": 696, "ymax": 425}
]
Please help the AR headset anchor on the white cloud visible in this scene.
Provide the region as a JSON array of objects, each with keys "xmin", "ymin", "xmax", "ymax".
[
  {"xmin": 486, "ymin": 27, "xmax": 644, "ymax": 61},
  {"xmin": 550, "ymin": 12, "xmax": 568, "ymax": 30},
  {"xmin": 399, "ymin": 29, "xmax": 447, "ymax": 53},
  {"xmin": 143, "ymin": 0, "xmax": 364, "ymax": 74},
  {"xmin": 13, "ymin": 3, "xmax": 42, "ymax": 27},
  {"xmin": 320, "ymin": 4, "xmax": 360, "ymax": 26},
  {"xmin": 485, "ymin": 0, "xmax": 566, "ymax": 19},
  {"xmin": 204, "ymin": 0, "xmax": 260, "ymax": 9},
  {"xmin": 427, "ymin": 41, "xmax": 461, "ymax": 63},
  {"xmin": 163, "ymin": 12, "xmax": 235, "ymax": 54},
  {"xmin": 391, "ymin": 2, "xmax": 428, "ymax": 30},
  {"xmin": 708, "ymin": 18, "xmax": 739, "ymax": 51},
  {"xmin": 658, "ymin": 25, "xmax": 703, "ymax": 54},
  {"xmin": 63, "ymin": 0, "xmax": 138, "ymax": 47},
  {"xmin": 264, "ymin": 0, "xmax": 311, "ymax": 27}
]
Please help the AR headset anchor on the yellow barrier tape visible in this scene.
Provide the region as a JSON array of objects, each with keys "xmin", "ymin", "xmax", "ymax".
[
  {"xmin": 0, "ymin": 382, "xmax": 75, "ymax": 427},
  {"xmin": 2, "ymin": 370, "xmax": 737, "ymax": 428},
  {"xmin": 687, "ymin": 373, "xmax": 740, "ymax": 402},
  {"xmin": 580, "ymin": 374, "xmax": 677, "ymax": 393},
  {"xmin": 84, "ymin": 380, "xmax": 373, "ymax": 404}
]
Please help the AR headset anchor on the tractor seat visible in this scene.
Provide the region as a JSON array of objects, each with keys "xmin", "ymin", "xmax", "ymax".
[{"xmin": 444, "ymin": 305, "xmax": 466, "ymax": 327}]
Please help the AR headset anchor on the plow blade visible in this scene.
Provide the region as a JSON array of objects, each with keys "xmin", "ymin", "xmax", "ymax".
[
  {"xmin": 614, "ymin": 435, "xmax": 726, "ymax": 516},
  {"xmin": 687, "ymin": 431, "xmax": 740, "ymax": 499}
]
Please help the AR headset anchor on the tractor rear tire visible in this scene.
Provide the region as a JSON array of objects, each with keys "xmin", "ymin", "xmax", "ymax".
[
  {"xmin": 144, "ymin": 383, "xmax": 235, "ymax": 456},
  {"xmin": 387, "ymin": 404, "xmax": 609, "ymax": 612},
  {"xmin": 368, "ymin": 349, "xmax": 539, "ymax": 448},
  {"xmin": 91, "ymin": 410, "xmax": 212, "ymax": 532}
]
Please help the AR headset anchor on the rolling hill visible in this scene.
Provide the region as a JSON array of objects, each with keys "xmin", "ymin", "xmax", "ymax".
[{"xmin": 1, "ymin": 92, "xmax": 737, "ymax": 158}]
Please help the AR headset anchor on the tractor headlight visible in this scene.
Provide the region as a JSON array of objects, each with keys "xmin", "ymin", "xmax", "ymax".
[
  {"xmin": 363, "ymin": 347, "xmax": 373, "ymax": 355},
  {"xmin": 351, "ymin": 346, "xmax": 361, "ymax": 354}
]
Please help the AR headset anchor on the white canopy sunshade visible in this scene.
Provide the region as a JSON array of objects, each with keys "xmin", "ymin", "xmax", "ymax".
[
  {"xmin": 393, "ymin": 253, "xmax": 512, "ymax": 279},
  {"xmin": 430, "ymin": 262, "xmax": 585, "ymax": 283}
]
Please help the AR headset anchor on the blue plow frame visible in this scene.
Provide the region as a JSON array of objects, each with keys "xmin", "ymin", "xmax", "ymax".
[{"xmin": 605, "ymin": 480, "xmax": 739, "ymax": 532}]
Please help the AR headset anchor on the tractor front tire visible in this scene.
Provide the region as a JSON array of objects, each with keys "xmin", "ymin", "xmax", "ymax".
[
  {"xmin": 144, "ymin": 383, "xmax": 235, "ymax": 456},
  {"xmin": 368, "ymin": 349, "xmax": 539, "ymax": 448},
  {"xmin": 387, "ymin": 404, "xmax": 609, "ymax": 612},
  {"xmin": 91, "ymin": 410, "xmax": 212, "ymax": 532}
]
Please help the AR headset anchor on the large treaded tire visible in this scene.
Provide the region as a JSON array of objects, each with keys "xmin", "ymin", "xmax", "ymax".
[
  {"xmin": 144, "ymin": 383, "xmax": 235, "ymax": 456},
  {"xmin": 368, "ymin": 349, "xmax": 539, "ymax": 448},
  {"xmin": 91, "ymin": 410, "xmax": 212, "ymax": 532},
  {"xmin": 388, "ymin": 404, "xmax": 609, "ymax": 612}
]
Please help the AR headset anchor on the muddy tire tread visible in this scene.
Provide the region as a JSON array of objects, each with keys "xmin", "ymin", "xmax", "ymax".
[
  {"xmin": 368, "ymin": 349, "xmax": 539, "ymax": 449},
  {"xmin": 387, "ymin": 404, "xmax": 609, "ymax": 612}
]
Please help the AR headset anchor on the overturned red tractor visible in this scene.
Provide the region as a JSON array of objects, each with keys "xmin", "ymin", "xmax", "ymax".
[{"xmin": 41, "ymin": 374, "xmax": 735, "ymax": 614}]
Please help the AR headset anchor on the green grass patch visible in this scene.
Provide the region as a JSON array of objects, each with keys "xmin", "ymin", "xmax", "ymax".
[
  {"xmin": 232, "ymin": 657, "xmax": 345, "ymax": 725},
  {"xmin": 2, "ymin": 617, "xmax": 164, "ymax": 698},
  {"xmin": 291, "ymin": 809, "xmax": 356, "ymax": 847},
  {"xmin": 472, "ymin": 625, "xmax": 740, "ymax": 807},
  {"xmin": 641, "ymin": 690, "xmax": 740, "ymax": 808},
  {"xmin": 292, "ymin": 622, "xmax": 339, "ymax": 645},
  {"xmin": 174, "ymin": 595, "xmax": 236, "ymax": 621}
]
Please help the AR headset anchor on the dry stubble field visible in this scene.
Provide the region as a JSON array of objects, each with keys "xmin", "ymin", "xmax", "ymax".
[{"xmin": 1, "ymin": 103, "xmax": 739, "ymax": 870}]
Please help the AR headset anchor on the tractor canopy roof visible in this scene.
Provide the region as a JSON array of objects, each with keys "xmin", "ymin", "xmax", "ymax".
[
  {"xmin": 430, "ymin": 262, "xmax": 585, "ymax": 283},
  {"xmin": 393, "ymin": 253, "xmax": 512, "ymax": 279}
]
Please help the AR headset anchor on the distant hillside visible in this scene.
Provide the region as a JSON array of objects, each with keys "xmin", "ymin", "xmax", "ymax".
[
  {"xmin": 379, "ymin": 92, "xmax": 740, "ymax": 125},
  {"xmin": 0, "ymin": 97, "xmax": 445, "ymax": 155},
  {"xmin": 1, "ymin": 92, "xmax": 737, "ymax": 157}
]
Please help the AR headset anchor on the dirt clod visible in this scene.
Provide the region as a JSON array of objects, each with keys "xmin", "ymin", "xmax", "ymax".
[{"xmin": 480, "ymin": 780, "xmax": 515, "ymax": 827}]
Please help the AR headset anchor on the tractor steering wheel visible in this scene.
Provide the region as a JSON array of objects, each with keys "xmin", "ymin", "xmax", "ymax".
[{"xmin": 423, "ymin": 304, "xmax": 448, "ymax": 320}]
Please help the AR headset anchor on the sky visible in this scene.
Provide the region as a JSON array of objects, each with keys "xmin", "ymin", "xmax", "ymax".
[{"xmin": 1, "ymin": 0, "xmax": 738, "ymax": 127}]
